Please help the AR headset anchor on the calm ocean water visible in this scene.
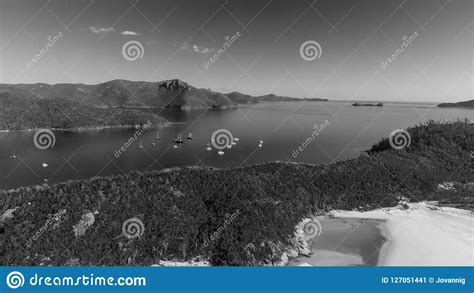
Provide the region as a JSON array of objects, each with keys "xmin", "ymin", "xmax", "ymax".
[{"xmin": 0, "ymin": 101, "xmax": 472, "ymax": 190}]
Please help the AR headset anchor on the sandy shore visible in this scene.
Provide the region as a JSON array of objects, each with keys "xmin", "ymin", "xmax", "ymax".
[{"xmin": 330, "ymin": 202, "xmax": 474, "ymax": 266}]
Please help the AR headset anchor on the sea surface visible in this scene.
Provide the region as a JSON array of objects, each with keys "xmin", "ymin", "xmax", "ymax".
[
  {"xmin": 0, "ymin": 101, "xmax": 472, "ymax": 190},
  {"xmin": 288, "ymin": 218, "xmax": 386, "ymax": 266}
]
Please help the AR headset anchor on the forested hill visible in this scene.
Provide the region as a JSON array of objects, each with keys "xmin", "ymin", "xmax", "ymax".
[
  {"xmin": 438, "ymin": 99, "xmax": 474, "ymax": 109},
  {"xmin": 0, "ymin": 79, "xmax": 326, "ymax": 110},
  {"xmin": 0, "ymin": 92, "xmax": 166, "ymax": 130},
  {"xmin": 0, "ymin": 120, "xmax": 472, "ymax": 266}
]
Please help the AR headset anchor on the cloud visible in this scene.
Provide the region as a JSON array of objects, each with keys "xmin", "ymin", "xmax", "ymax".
[
  {"xmin": 121, "ymin": 30, "xmax": 140, "ymax": 36},
  {"xmin": 176, "ymin": 43, "xmax": 213, "ymax": 54},
  {"xmin": 192, "ymin": 44, "xmax": 214, "ymax": 54},
  {"xmin": 89, "ymin": 26, "xmax": 115, "ymax": 34}
]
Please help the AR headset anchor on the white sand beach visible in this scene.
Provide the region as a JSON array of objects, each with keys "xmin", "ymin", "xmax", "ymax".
[{"xmin": 330, "ymin": 202, "xmax": 474, "ymax": 266}]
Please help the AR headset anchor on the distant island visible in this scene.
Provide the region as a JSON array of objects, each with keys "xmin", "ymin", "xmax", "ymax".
[
  {"xmin": 0, "ymin": 79, "xmax": 328, "ymax": 111},
  {"xmin": 438, "ymin": 99, "xmax": 474, "ymax": 109},
  {"xmin": 0, "ymin": 119, "xmax": 472, "ymax": 266},
  {"xmin": 352, "ymin": 102, "xmax": 383, "ymax": 107},
  {"xmin": 0, "ymin": 79, "xmax": 329, "ymax": 130}
]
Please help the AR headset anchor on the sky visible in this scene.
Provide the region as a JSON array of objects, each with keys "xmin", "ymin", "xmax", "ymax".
[{"xmin": 0, "ymin": 0, "xmax": 472, "ymax": 102}]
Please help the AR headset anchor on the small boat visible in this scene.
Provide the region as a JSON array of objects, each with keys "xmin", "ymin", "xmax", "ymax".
[
  {"xmin": 151, "ymin": 142, "xmax": 156, "ymax": 146},
  {"xmin": 231, "ymin": 142, "xmax": 236, "ymax": 146},
  {"xmin": 226, "ymin": 145, "xmax": 232, "ymax": 149},
  {"xmin": 259, "ymin": 139, "xmax": 263, "ymax": 144},
  {"xmin": 9, "ymin": 149, "xmax": 16, "ymax": 159},
  {"xmin": 174, "ymin": 133, "xmax": 184, "ymax": 144},
  {"xmin": 138, "ymin": 140, "xmax": 143, "ymax": 148},
  {"xmin": 187, "ymin": 133, "xmax": 193, "ymax": 139},
  {"xmin": 155, "ymin": 130, "xmax": 160, "ymax": 140},
  {"xmin": 41, "ymin": 162, "xmax": 48, "ymax": 168},
  {"xmin": 206, "ymin": 143, "xmax": 212, "ymax": 151},
  {"xmin": 234, "ymin": 138, "xmax": 239, "ymax": 142},
  {"xmin": 173, "ymin": 145, "xmax": 179, "ymax": 149},
  {"xmin": 218, "ymin": 150, "xmax": 224, "ymax": 155}
]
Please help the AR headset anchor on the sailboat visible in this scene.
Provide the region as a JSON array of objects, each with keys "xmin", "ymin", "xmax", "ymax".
[
  {"xmin": 174, "ymin": 133, "xmax": 184, "ymax": 144},
  {"xmin": 187, "ymin": 133, "xmax": 193, "ymax": 139},
  {"xmin": 9, "ymin": 149, "xmax": 16, "ymax": 159}
]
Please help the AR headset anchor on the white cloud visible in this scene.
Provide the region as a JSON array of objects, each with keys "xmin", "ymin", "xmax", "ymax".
[
  {"xmin": 121, "ymin": 30, "xmax": 140, "ymax": 36},
  {"xmin": 192, "ymin": 44, "xmax": 213, "ymax": 53},
  {"xmin": 89, "ymin": 26, "xmax": 115, "ymax": 34}
]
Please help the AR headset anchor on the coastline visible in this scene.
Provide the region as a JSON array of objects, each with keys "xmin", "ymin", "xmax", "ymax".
[
  {"xmin": 0, "ymin": 122, "xmax": 170, "ymax": 133},
  {"xmin": 328, "ymin": 202, "xmax": 473, "ymax": 266}
]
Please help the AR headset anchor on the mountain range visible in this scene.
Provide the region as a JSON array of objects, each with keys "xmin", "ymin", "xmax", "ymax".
[{"xmin": 0, "ymin": 79, "xmax": 327, "ymax": 109}]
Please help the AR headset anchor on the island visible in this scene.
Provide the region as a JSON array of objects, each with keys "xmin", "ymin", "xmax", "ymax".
[
  {"xmin": 0, "ymin": 92, "xmax": 167, "ymax": 131},
  {"xmin": 437, "ymin": 99, "xmax": 474, "ymax": 109},
  {"xmin": 0, "ymin": 79, "xmax": 328, "ymax": 112},
  {"xmin": 352, "ymin": 102, "xmax": 383, "ymax": 107}
]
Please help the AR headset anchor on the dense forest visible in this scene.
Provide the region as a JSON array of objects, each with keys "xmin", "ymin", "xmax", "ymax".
[
  {"xmin": 0, "ymin": 79, "xmax": 326, "ymax": 110},
  {"xmin": 0, "ymin": 92, "xmax": 167, "ymax": 130},
  {"xmin": 0, "ymin": 120, "xmax": 472, "ymax": 266}
]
